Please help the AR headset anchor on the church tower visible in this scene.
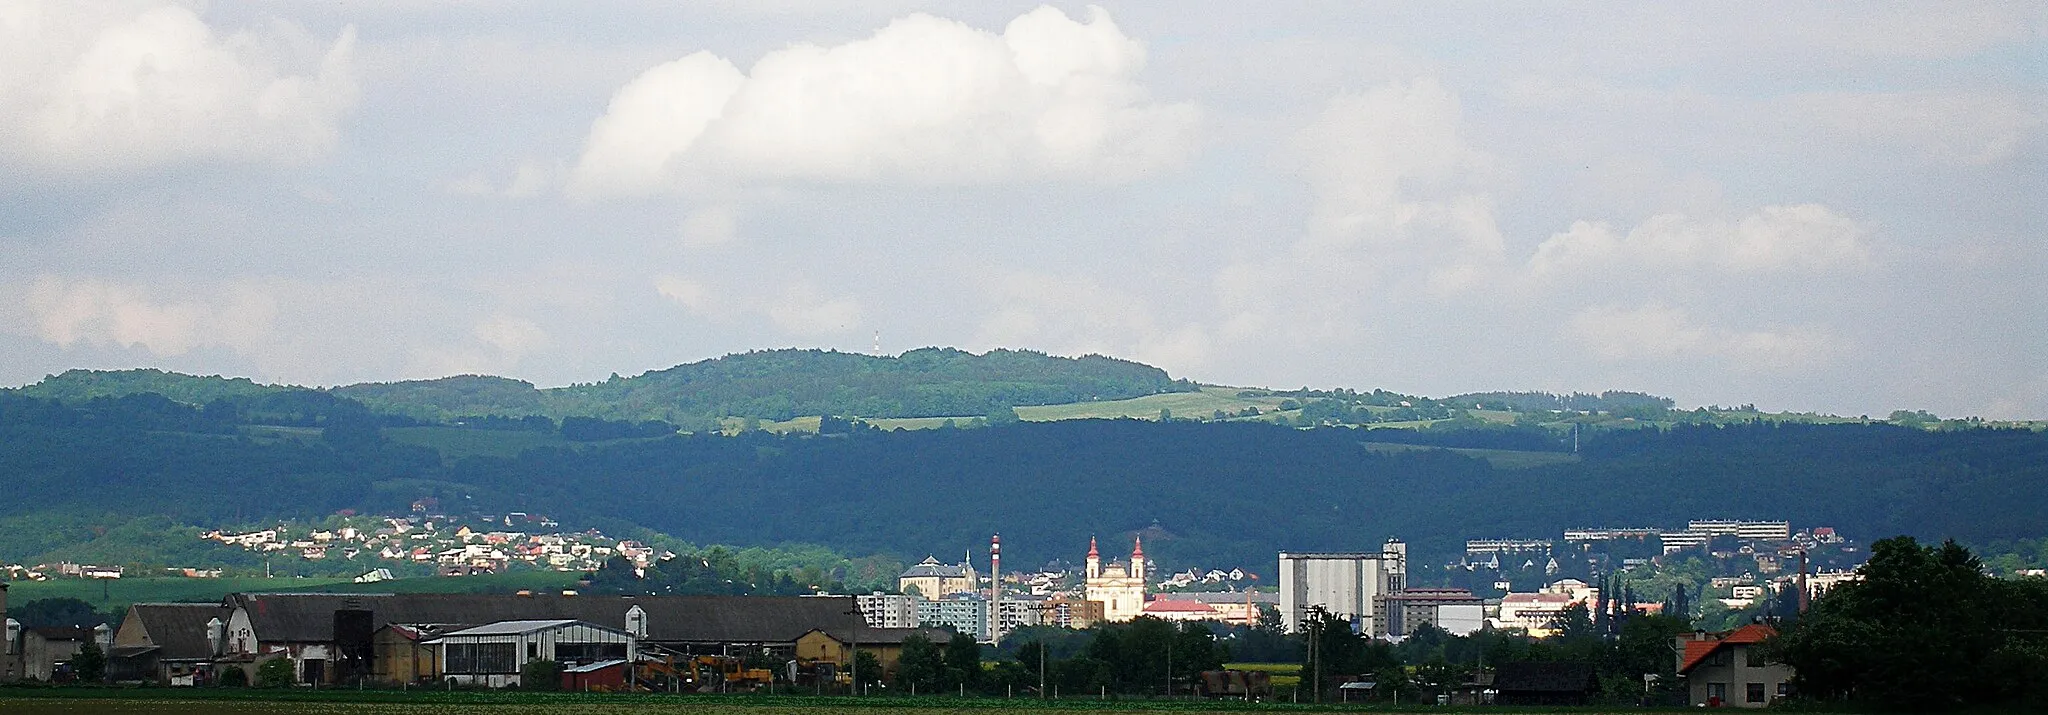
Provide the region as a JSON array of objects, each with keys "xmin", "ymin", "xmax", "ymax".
[
  {"xmin": 1130, "ymin": 536, "xmax": 1147, "ymax": 583},
  {"xmin": 1085, "ymin": 536, "xmax": 1101, "ymax": 579}
]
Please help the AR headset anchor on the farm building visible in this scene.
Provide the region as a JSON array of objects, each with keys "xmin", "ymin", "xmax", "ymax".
[{"xmin": 424, "ymin": 620, "xmax": 632, "ymax": 688}]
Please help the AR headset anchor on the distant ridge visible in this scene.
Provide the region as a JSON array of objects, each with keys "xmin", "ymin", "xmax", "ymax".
[{"xmin": 10, "ymin": 348, "xmax": 1192, "ymax": 426}]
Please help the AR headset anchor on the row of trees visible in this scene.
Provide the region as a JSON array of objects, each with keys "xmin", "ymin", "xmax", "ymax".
[{"xmin": 897, "ymin": 618, "xmax": 1225, "ymax": 697}]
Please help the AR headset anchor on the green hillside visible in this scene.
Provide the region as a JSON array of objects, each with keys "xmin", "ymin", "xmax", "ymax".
[{"xmin": 10, "ymin": 348, "xmax": 1191, "ymax": 427}]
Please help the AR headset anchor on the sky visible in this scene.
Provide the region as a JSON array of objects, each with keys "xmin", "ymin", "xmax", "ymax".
[{"xmin": 1, "ymin": 2, "xmax": 2043, "ymax": 419}]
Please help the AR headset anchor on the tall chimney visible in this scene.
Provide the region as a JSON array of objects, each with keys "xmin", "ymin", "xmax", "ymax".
[
  {"xmin": 989, "ymin": 533, "xmax": 1002, "ymax": 643},
  {"xmin": 1797, "ymin": 549, "xmax": 1810, "ymax": 613}
]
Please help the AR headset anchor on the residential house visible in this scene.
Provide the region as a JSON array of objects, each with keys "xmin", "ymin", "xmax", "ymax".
[{"xmin": 1676, "ymin": 624, "xmax": 1793, "ymax": 708}]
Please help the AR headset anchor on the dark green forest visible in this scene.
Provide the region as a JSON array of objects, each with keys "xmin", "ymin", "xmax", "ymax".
[
  {"xmin": 1, "ymin": 385, "xmax": 2045, "ymax": 572},
  {"xmin": 13, "ymin": 348, "xmax": 1188, "ymax": 427}
]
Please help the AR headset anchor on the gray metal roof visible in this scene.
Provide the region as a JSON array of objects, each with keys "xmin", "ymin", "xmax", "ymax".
[{"xmin": 435, "ymin": 619, "xmax": 584, "ymax": 637}]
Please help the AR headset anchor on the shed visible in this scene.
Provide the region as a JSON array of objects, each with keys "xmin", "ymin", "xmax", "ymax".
[
  {"xmin": 561, "ymin": 658, "xmax": 630, "ymax": 692},
  {"xmin": 423, "ymin": 620, "xmax": 633, "ymax": 688}
]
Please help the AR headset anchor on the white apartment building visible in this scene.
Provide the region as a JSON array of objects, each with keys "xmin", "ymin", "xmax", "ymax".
[
  {"xmin": 855, "ymin": 592, "xmax": 919, "ymax": 629},
  {"xmin": 1278, "ymin": 539, "xmax": 1406, "ymax": 635},
  {"xmin": 1687, "ymin": 520, "xmax": 1792, "ymax": 542}
]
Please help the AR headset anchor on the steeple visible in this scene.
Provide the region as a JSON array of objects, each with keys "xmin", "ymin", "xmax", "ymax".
[
  {"xmin": 1130, "ymin": 535, "xmax": 1147, "ymax": 584},
  {"xmin": 1086, "ymin": 536, "xmax": 1101, "ymax": 579}
]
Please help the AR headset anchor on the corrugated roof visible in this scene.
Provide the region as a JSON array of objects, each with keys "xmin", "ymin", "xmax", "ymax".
[
  {"xmin": 230, "ymin": 593, "xmax": 864, "ymax": 646},
  {"xmin": 563, "ymin": 659, "xmax": 628, "ymax": 673},
  {"xmin": 434, "ymin": 620, "xmax": 583, "ymax": 637}
]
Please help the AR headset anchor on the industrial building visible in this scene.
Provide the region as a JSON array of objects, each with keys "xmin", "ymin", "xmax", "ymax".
[{"xmin": 1277, "ymin": 539, "xmax": 1407, "ymax": 635}]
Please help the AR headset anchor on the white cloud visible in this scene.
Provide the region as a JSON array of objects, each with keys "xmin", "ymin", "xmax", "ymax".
[
  {"xmin": 678, "ymin": 206, "xmax": 740, "ymax": 249},
  {"xmin": 1787, "ymin": 91, "xmax": 2043, "ymax": 166},
  {"xmin": 472, "ymin": 315, "xmax": 547, "ymax": 358},
  {"xmin": 1568, "ymin": 302, "xmax": 1842, "ymax": 373},
  {"xmin": 971, "ymin": 271, "xmax": 1211, "ymax": 373},
  {"xmin": 655, "ymin": 275, "xmax": 860, "ymax": 336},
  {"xmin": 8, "ymin": 275, "xmax": 276, "ymax": 356},
  {"xmin": 1529, "ymin": 204, "xmax": 1870, "ymax": 277},
  {"xmin": 766, "ymin": 284, "xmax": 861, "ymax": 336},
  {"xmin": 567, "ymin": 5, "xmax": 1198, "ymax": 197},
  {"xmin": 0, "ymin": 0, "xmax": 359, "ymax": 174}
]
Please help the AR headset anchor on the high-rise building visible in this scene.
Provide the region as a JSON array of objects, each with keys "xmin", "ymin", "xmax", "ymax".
[{"xmin": 1278, "ymin": 539, "xmax": 1406, "ymax": 634}]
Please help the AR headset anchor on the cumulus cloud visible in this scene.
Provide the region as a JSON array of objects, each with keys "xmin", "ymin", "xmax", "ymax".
[
  {"xmin": 1568, "ymin": 302, "xmax": 1842, "ymax": 372},
  {"xmin": 0, "ymin": 0, "xmax": 359, "ymax": 174},
  {"xmin": 678, "ymin": 206, "xmax": 740, "ymax": 249},
  {"xmin": 972, "ymin": 271, "xmax": 1212, "ymax": 373},
  {"xmin": 655, "ymin": 275, "xmax": 861, "ymax": 336},
  {"xmin": 567, "ymin": 5, "xmax": 1197, "ymax": 197},
  {"xmin": 1528, "ymin": 204, "xmax": 1870, "ymax": 277},
  {"xmin": 7, "ymin": 275, "xmax": 276, "ymax": 356}
]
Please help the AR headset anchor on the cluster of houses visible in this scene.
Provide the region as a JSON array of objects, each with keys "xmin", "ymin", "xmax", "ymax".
[
  {"xmin": 1461, "ymin": 520, "xmax": 1860, "ymax": 581},
  {"xmin": 201, "ymin": 514, "xmax": 661, "ymax": 576}
]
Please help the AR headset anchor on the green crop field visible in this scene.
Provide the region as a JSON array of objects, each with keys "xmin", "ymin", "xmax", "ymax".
[{"xmin": 1017, "ymin": 388, "xmax": 1291, "ymax": 423}]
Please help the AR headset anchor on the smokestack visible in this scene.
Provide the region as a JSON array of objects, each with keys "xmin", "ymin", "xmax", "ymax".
[
  {"xmin": 989, "ymin": 534, "xmax": 1002, "ymax": 643},
  {"xmin": 1797, "ymin": 549, "xmax": 1810, "ymax": 613}
]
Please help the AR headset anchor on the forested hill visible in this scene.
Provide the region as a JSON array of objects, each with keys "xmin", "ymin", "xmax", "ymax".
[
  {"xmin": 9, "ymin": 348, "xmax": 1190, "ymax": 425},
  {"xmin": 2, "ymin": 388, "xmax": 2044, "ymax": 572}
]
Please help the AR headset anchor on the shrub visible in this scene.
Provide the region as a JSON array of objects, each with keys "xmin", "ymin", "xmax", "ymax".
[
  {"xmin": 521, "ymin": 659, "xmax": 563, "ymax": 691},
  {"xmin": 255, "ymin": 657, "xmax": 295, "ymax": 688}
]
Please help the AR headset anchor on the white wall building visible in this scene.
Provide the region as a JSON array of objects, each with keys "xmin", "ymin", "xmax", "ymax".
[{"xmin": 1277, "ymin": 539, "xmax": 1406, "ymax": 634}]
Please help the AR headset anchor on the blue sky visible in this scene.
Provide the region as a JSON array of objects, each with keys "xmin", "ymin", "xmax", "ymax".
[{"xmin": 1, "ymin": 1, "xmax": 2042, "ymax": 418}]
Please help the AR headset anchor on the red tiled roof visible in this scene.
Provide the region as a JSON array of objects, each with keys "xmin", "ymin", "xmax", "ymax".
[{"xmin": 1678, "ymin": 624, "xmax": 1778, "ymax": 674}]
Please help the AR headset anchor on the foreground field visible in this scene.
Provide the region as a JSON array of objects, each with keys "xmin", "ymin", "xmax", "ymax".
[{"xmin": 0, "ymin": 691, "xmax": 1695, "ymax": 714}]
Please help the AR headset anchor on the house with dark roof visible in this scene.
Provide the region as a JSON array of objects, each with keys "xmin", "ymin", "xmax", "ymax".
[
  {"xmin": 19, "ymin": 624, "xmax": 107, "ymax": 682},
  {"xmin": 1676, "ymin": 624, "xmax": 1792, "ymax": 708},
  {"xmin": 793, "ymin": 626, "xmax": 950, "ymax": 685},
  {"xmin": 1492, "ymin": 661, "xmax": 1601, "ymax": 706},
  {"xmin": 221, "ymin": 592, "xmax": 865, "ymax": 685},
  {"xmin": 110, "ymin": 603, "xmax": 232, "ymax": 685}
]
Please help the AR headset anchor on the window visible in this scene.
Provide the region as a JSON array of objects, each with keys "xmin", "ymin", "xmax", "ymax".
[
  {"xmin": 1709, "ymin": 648, "xmax": 1733, "ymax": 666},
  {"xmin": 1747, "ymin": 682, "xmax": 1767, "ymax": 703},
  {"xmin": 445, "ymin": 643, "xmax": 518, "ymax": 674},
  {"xmin": 1777, "ymin": 682, "xmax": 1792, "ymax": 698},
  {"xmin": 1744, "ymin": 646, "xmax": 1769, "ymax": 667},
  {"xmin": 1707, "ymin": 682, "xmax": 1727, "ymax": 703}
]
